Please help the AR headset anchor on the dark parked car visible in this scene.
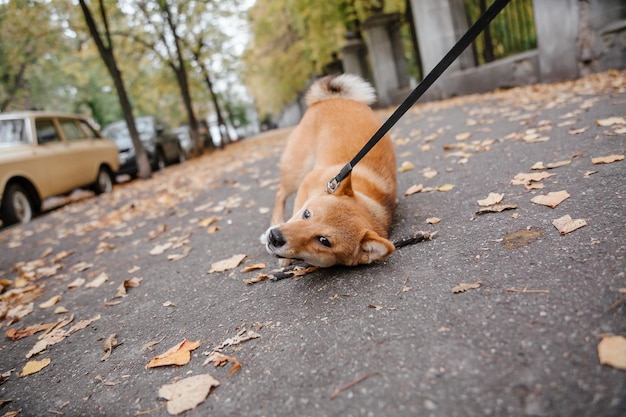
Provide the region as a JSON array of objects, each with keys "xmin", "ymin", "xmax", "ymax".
[{"xmin": 102, "ymin": 116, "xmax": 185, "ymax": 177}]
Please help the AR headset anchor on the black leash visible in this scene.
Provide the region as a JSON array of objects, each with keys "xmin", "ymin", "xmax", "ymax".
[{"xmin": 326, "ymin": 0, "xmax": 511, "ymax": 194}]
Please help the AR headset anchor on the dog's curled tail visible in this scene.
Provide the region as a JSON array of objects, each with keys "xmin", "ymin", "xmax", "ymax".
[{"xmin": 306, "ymin": 74, "xmax": 376, "ymax": 106}]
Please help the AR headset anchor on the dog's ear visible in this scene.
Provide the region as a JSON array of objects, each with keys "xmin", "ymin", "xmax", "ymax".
[
  {"xmin": 335, "ymin": 174, "xmax": 354, "ymax": 197},
  {"xmin": 359, "ymin": 230, "xmax": 395, "ymax": 264}
]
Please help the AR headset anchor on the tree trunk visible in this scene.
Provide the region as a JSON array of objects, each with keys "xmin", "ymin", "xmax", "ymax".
[{"xmin": 78, "ymin": 0, "xmax": 151, "ymax": 179}]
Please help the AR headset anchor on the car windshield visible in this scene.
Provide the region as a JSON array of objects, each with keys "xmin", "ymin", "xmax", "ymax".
[{"xmin": 0, "ymin": 119, "xmax": 28, "ymax": 145}]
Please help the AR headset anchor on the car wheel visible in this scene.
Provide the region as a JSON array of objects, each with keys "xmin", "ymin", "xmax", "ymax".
[
  {"xmin": 92, "ymin": 166, "xmax": 114, "ymax": 195},
  {"xmin": 177, "ymin": 145, "xmax": 186, "ymax": 164},
  {"xmin": 156, "ymin": 149, "xmax": 167, "ymax": 170},
  {"xmin": 1, "ymin": 183, "xmax": 35, "ymax": 225}
]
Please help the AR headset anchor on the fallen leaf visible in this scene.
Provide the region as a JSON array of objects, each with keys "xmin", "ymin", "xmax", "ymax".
[
  {"xmin": 511, "ymin": 172, "xmax": 555, "ymax": 186},
  {"xmin": 531, "ymin": 160, "xmax": 571, "ymax": 170},
  {"xmin": 158, "ymin": 374, "xmax": 220, "ymax": 415},
  {"xmin": 163, "ymin": 301, "xmax": 177, "ymax": 307},
  {"xmin": 167, "ymin": 247, "xmax": 192, "ymax": 261},
  {"xmin": 367, "ymin": 304, "xmax": 383, "ymax": 311},
  {"xmin": 241, "ymin": 263, "xmax": 266, "ymax": 273},
  {"xmin": 583, "ymin": 170, "xmax": 598, "ymax": 178},
  {"xmin": 211, "ymin": 329, "xmax": 260, "ymax": 353},
  {"xmin": 477, "ymin": 193, "xmax": 504, "ymax": 207},
  {"xmin": 475, "ymin": 204, "xmax": 518, "ymax": 215},
  {"xmin": 398, "ymin": 161, "xmax": 415, "ymax": 173},
  {"xmin": 115, "ymin": 277, "xmax": 143, "ymax": 297},
  {"xmin": 597, "ymin": 335, "xmax": 626, "ymax": 370},
  {"xmin": 101, "ymin": 333, "xmax": 119, "ymax": 361},
  {"xmin": 204, "ymin": 352, "xmax": 241, "ymax": 376},
  {"xmin": 503, "ymin": 228, "xmax": 543, "ymax": 249},
  {"xmin": 128, "ymin": 266, "xmax": 141, "ymax": 273},
  {"xmin": 53, "ymin": 306, "xmax": 69, "ymax": 314},
  {"xmin": 208, "ymin": 254, "xmax": 246, "ymax": 274},
  {"xmin": 404, "ymin": 184, "xmax": 423, "ymax": 196},
  {"xmin": 437, "ymin": 184, "xmax": 454, "ymax": 192},
  {"xmin": 596, "ymin": 116, "xmax": 626, "ymax": 126},
  {"xmin": 243, "ymin": 273, "xmax": 270, "ymax": 285},
  {"xmin": 20, "ymin": 358, "xmax": 51, "ymax": 377},
  {"xmin": 455, "ymin": 132, "xmax": 472, "ymax": 140},
  {"xmin": 67, "ymin": 278, "xmax": 85, "ymax": 289},
  {"xmin": 426, "ymin": 217, "xmax": 441, "ymax": 224},
  {"xmin": 568, "ymin": 126, "xmax": 588, "ymax": 135},
  {"xmin": 5, "ymin": 322, "xmax": 56, "ymax": 341},
  {"xmin": 146, "ymin": 339, "xmax": 201, "ymax": 368},
  {"xmin": 531, "ymin": 190, "xmax": 570, "ymax": 208},
  {"xmin": 452, "ymin": 281, "xmax": 482, "ymax": 293},
  {"xmin": 422, "ymin": 168, "xmax": 438, "ymax": 179},
  {"xmin": 198, "ymin": 217, "xmax": 219, "ymax": 228},
  {"xmin": 150, "ymin": 242, "xmax": 173, "ymax": 255},
  {"xmin": 85, "ymin": 272, "xmax": 109, "ymax": 288},
  {"xmin": 39, "ymin": 295, "xmax": 61, "ymax": 309},
  {"xmin": 552, "ymin": 215, "xmax": 587, "ymax": 235},
  {"xmin": 591, "ymin": 154, "xmax": 624, "ymax": 165}
]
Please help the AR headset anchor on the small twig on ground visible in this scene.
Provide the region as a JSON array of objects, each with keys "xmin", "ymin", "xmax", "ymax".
[
  {"xmin": 392, "ymin": 231, "xmax": 437, "ymax": 249},
  {"xmin": 506, "ymin": 287, "xmax": 549, "ymax": 294},
  {"xmin": 397, "ymin": 274, "xmax": 410, "ymax": 296},
  {"xmin": 607, "ymin": 295, "xmax": 626, "ymax": 312},
  {"xmin": 270, "ymin": 265, "xmax": 319, "ymax": 281},
  {"xmin": 330, "ymin": 371, "xmax": 379, "ymax": 399},
  {"xmin": 134, "ymin": 404, "xmax": 166, "ymax": 416}
]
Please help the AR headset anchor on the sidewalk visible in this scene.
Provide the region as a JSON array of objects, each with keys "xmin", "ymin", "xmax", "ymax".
[{"xmin": 1, "ymin": 71, "xmax": 625, "ymax": 417}]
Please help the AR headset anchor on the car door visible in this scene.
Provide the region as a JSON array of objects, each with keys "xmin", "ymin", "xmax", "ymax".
[
  {"xmin": 33, "ymin": 117, "xmax": 79, "ymax": 196},
  {"xmin": 57, "ymin": 117, "xmax": 100, "ymax": 188}
]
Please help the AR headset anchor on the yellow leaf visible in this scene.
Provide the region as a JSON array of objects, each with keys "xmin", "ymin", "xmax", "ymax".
[
  {"xmin": 398, "ymin": 161, "xmax": 415, "ymax": 173},
  {"xmin": 21, "ymin": 358, "xmax": 51, "ymax": 376},
  {"xmin": 147, "ymin": 339, "xmax": 201, "ymax": 368},
  {"xmin": 598, "ymin": 336, "xmax": 626, "ymax": 370},
  {"xmin": 437, "ymin": 184, "xmax": 455, "ymax": 192}
]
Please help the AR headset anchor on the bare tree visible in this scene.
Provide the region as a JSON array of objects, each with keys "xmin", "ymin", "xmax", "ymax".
[{"xmin": 78, "ymin": 0, "xmax": 152, "ymax": 179}]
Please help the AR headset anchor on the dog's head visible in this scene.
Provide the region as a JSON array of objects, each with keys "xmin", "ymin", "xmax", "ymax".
[{"xmin": 261, "ymin": 178, "xmax": 394, "ymax": 267}]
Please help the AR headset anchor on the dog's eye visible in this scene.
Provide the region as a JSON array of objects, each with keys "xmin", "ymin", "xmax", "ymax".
[
  {"xmin": 302, "ymin": 209, "xmax": 311, "ymax": 219},
  {"xmin": 317, "ymin": 236, "xmax": 331, "ymax": 247}
]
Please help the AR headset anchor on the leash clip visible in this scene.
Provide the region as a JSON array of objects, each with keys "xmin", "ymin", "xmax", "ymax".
[{"xmin": 326, "ymin": 178, "xmax": 339, "ymax": 194}]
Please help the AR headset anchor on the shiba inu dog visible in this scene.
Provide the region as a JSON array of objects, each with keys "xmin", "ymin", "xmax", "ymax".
[{"xmin": 261, "ymin": 74, "xmax": 397, "ymax": 267}]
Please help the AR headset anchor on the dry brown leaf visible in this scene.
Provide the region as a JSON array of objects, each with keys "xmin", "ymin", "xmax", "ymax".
[
  {"xmin": 367, "ymin": 304, "xmax": 383, "ymax": 311},
  {"xmin": 208, "ymin": 254, "xmax": 246, "ymax": 274},
  {"xmin": 597, "ymin": 335, "xmax": 626, "ymax": 370},
  {"xmin": 596, "ymin": 116, "xmax": 626, "ymax": 126},
  {"xmin": 532, "ymin": 160, "xmax": 571, "ymax": 170},
  {"xmin": 455, "ymin": 132, "xmax": 472, "ymax": 141},
  {"xmin": 511, "ymin": 172, "xmax": 555, "ymax": 186},
  {"xmin": 39, "ymin": 295, "xmax": 61, "ymax": 309},
  {"xmin": 167, "ymin": 247, "xmax": 192, "ymax": 262},
  {"xmin": 53, "ymin": 306, "xmax": 68, "ymax": 314},
  {"xmin": 101, "ymin": 333, "xmax": 119, "ymax": 361},
  {"xmin": 158, "ymin": 374, "xmax": 220, "ymax": 415},
  {"xmin": 198, "ymin": 216, "xmax": 219, "ymax": 228},
  {"xmin": 426, "ymin": 217, "xmax": 441, "ymax": 224},
  {"xmin": 5, "ymin": 322, "xmax": 56, "ymax": 341},
  {"xmin": 212, "ymin": 329, "xmax": 260, "ymax": 353},
  {"xmin": 67, "ymin": 278, "xmax": 85, "ymax": 289},
  {"xmin": 20, "ymin": 358, "xmax": 51, "ymax": 377},
  {"xmin": 437, "ymin": 184, "xmax": 454, "ymax": 192},
  {"xmin": 591, "ymin": 154, "xmax": 624, "ymax": 165},
  {"xmin": 241, "ymin": 263, "xmax": 266, "ymax": 273},
  {"xmin": 475, "ymin": 204, "xmax": 518, "ymax": 215},
  {"xmin": 404, "ymin": 184, "xmax": 424, "ymax": 196},
  {"xmin": 568, "ymin": 126, "xmax": 588, "ymax": 135},
  {"xmin": 552, "ymin": 215, "xmax": 587, "ymax": 235},
  {"xmin": 85, "ymin": 272, "xmax": 108, "ymax": 288},
  {"xmin": 531, "ymin": 190, "xmax": 570, "ymax": 208},
  {"xmin": 477, "ymin": 193, "xmax": 504, "ymax": 207},
  {"xmin": 150, "ymin": 242, "xmax": 173, "ymax": 255},
  {"xmin": 452, "ymin": 281, "xmax": 483, "ymax": 293},
  {"xmin": 422, "ymin": 168, "xmax": 438, "ymax": 179},
  {"xmin": 205, "ymin": 352, "xmax": 241, "ymax": 376},
  {"xmin": 398, "ymin": 161, "xmax": 415, "ymax": 173},
  {"xmin": 146, "ymin": 339, "xmax": 201, "ymax": 368},
  {"xmin": 243, "ymin": 273, "xmax": 270, "ymax": 285}
]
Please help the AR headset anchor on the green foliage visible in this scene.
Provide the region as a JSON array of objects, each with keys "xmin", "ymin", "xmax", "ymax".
[{"xmin": 243, "ymin": 0, "xmax": 405, "ymax": 117}]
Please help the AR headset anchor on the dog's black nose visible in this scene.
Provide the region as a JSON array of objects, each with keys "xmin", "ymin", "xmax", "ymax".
[{"xmin": 268, "ymin": 228, "xmax": 286, "ymax": 247}]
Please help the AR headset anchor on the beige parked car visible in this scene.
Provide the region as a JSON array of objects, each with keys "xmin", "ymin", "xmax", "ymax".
[{"xmin": 0, "ymin": 111, "xmax": 120, "ymax": 226}]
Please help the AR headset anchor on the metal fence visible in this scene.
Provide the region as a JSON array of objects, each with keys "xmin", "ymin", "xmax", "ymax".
[{"xmin": 464, "ymin": 0, "xmax": 537, "ymax": 65}]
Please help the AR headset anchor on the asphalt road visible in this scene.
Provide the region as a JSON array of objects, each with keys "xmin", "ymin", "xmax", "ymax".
[{"xmin": 1, "ymin": 71, "xmax": 625, "ymax": 417}]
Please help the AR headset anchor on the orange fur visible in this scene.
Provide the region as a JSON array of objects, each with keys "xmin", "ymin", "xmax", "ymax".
[{"xmin": 261, "ymin": 75, "xmax": 396, "ymax": 267}]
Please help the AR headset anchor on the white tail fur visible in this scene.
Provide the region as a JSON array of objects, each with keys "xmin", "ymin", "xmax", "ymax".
[{"xmin": 305, "ymin": 74, "xmax": 377, "ymax": 106}]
